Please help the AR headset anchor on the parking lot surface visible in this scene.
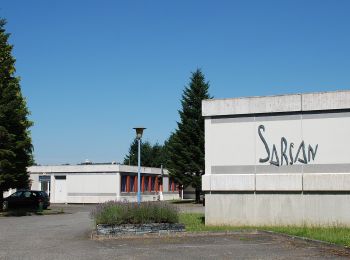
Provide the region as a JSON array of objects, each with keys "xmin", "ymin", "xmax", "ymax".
[{"xmin": 0, "ymin": 203, "xmax": 349, "ymax": 260}]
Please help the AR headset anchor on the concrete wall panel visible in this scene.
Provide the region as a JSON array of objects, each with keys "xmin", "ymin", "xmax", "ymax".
[
  {"xmin": 304, "ymin": 173, "xmax": 350, "ymax": 191},
  {"xmin": 202, "ymin": 94, "xmax": 301, "ymax": 116},
  {"xmin": 256, "ymin": 174, "xmax": 302, "ymax": 191},
  {"xmin": 207, "ymin": 120, "xmax": 256, "ymax": 166},
  {"xmin": 209, "ymin": 174, "xmax": 255, "ymax": 191},
  {"xmin": 205, "ymin": 194, "xmax": 350, "ymax": 226},
  {"xmin": 302, "ymin": 91, "xmax": 350, "ymax": 111}
]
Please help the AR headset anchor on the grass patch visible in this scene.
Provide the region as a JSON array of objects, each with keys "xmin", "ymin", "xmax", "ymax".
[
  {"xmin": 91, "ymin": 201, "xmax": 179, "ymax": 225},
  {"xmin": 179, "ymin": 213, "xmax": 253, "ymax": 232},
  {"xmin": 0, "ymin": 207, "xmax": 64, "ymax": 217},
  {"xmin": 180, "ymin": 213, "xmax": 350, "ymax": 247},
  {"xmin": 37, "ymin": 208, "xmax": 65, "ymax": 215},
  {"xmin": 264, "ymin": 226, "xmax": 350, "ymax": 247}
]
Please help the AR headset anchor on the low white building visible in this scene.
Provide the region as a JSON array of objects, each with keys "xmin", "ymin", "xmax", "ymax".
[{"xmin": 28, "ymin": 163, "xmax": 180, "ymax": 204}]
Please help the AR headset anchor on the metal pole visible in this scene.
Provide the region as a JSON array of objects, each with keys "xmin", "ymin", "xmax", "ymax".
[
  {"xmin": 159, "ymin": 164, "xmax": 163, "ymax": 201},
  {"xmin": 137, "ymin": 138, "xmax": 141, "ymax": 205}
]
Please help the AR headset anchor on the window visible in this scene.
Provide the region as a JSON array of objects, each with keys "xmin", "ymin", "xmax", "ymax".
[
  {"xmin": 144, "ymin": 176, "xmax": 149, "ymax": 191},
  {"xmin": 55, "ymin": 175, "xmax": 66, "ymax": 180},
  {"xmin": 10, "ymin": 191, "xmax": 23, "ymax": 198},
  {"xmin": 121, "ymin": 175, "xmax": 127, "ymax": 192},
  {"xmin": 130, "ymin": 176, "xmax": 135, "ymax": 192},
  {"xmin": 23, "ymin": 191, "xmax": 31, "ymax": 198},
  {"xmin": 169, "ymin": 178, "xmax": 175, "ymax": 192},
  {"xmin": 151, "ymin": 177, "xmax": 155, "ymax": 191}
]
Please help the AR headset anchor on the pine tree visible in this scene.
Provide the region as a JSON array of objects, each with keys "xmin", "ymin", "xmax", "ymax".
[
  {"xmin": 0, "ymin": 19, "xmax": 33, "ymax": 201},
  {"xmin": 123, "ymin": 139, "xmax": 164, "ymax": 167},
  {"xmin": 167, "ymin": 69, "xmax": 211, "ymax": 202}
]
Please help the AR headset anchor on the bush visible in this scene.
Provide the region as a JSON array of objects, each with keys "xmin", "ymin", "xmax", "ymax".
[{"xmin": 91, "ymin": 201, "xmax": 179, "ymax": 225}]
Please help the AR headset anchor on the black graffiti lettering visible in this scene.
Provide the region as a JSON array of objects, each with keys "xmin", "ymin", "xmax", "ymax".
[
  {"xmin": 257, "ymin": 125, "xmax": 318, "ymax": 167},
  {"xmin": 308, "ymin": 144, "xmax": 318, "ymax": 162},
  {"xmin": 294, "ymin": 141, "xmax": 307, "ymax": 164},
  {"xmin": 281, "ymin": 137, "xmax": 288, "ymax": 166},
  {"xmin": 270, "ymin": 144, "xmax": 280, "ymax": 166},
  {"xmin": 289, "ymin": 142, "xmax": 294, "ymax": 165},
  {"xmin": 258, "ymin": 125, "xmax": 270, "ymax": 163}
]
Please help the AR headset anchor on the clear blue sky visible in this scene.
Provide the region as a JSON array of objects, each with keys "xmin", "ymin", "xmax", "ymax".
[{"xmin": 1, "ymin": 0, "xmax": 350, "ymax": 165}]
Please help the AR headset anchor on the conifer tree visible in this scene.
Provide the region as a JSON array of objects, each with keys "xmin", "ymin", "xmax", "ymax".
[
  {"xmin": 123, "ymin": 139, "xmax": 164, "ymax": 167},
  {"xmin": 167, "ymin": 69, "xmax": 211, "ymax": 202},
  {"xmin": 0, "ymin": 19, "xmax": 33, "ymax": 201}
]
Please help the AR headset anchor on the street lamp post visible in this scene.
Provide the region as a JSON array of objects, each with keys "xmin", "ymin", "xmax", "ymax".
[{"xmin": 133, "ymin": 127, "xmax": 146, "ymax": 206}]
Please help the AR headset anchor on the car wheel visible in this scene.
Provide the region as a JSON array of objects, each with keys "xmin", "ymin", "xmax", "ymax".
[
  {"xmin": 2, "ymin": 201, "xmax": 8, "ymax": 211},
  {"xmin": 38, "ymin": 202, "xmax": 44, "ymax": 211}
]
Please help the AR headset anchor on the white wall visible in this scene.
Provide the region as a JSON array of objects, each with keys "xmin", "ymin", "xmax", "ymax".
[
  {"xmin": 66, "ymin": 173, "xmax": 118, "ymax": 203},
  {"xmin": 203, "ymin": 91, "xmax": 350, "ymax": 226},
  {"xmin": 205, "ymin": 193, "xmax": 350, "ymax": 226},
  {"xmin": 29, "ymin": 171, "xmax": 179, "ymax": 203},
  {"xmin": 204, "ymin": 113, "xmax": 350, "ymax": 192}
]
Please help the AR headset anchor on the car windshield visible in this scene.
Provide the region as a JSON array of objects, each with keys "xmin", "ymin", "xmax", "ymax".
[
  {"xmin": 22, "ymin": 191, "xmax": 31, "ymax": 198},
  {"xmin": 10, "ymin": 191, "xmax": 23, "ymax": 198},
  {"xmin": 39, "ymin": 191, "xmax": 48, "ymax": 197}
]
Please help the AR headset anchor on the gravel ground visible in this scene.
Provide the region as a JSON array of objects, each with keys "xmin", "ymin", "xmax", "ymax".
[{"xmin": 0, "ymin": 203, "xmax": 349, "ymax": 260}]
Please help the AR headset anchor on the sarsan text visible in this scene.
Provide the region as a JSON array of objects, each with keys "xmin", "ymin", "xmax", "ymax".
[{"xmin": 258, "ymin": 125, "xmax": 318, "ymax": 167}]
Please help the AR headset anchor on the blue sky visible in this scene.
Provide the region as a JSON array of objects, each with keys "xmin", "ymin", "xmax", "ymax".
[{"xmin": 1, "ymin": 0, "xmax": 350, "ymax": 165}]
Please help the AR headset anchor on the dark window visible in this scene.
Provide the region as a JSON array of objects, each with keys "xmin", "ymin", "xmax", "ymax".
[
  {"xmin": 55, "ymin": 175, "xmax": 66, "ymax": 180},
  {"xmin": 10, "ymin": 191, "xmax": 23, "ymax": 198},
  {"xmin": 39, "ymin": 191, "xmax": 48, "ymax": 197},
  {"xmin": 22, "ymin": 191, "xmax": 31, "ymax": 198},
  {"xmin": 121, "ymin": 175, "xmax": 127, "ymax": 192},
  {"xmin": 144, "ymin": 177, "xmax": 149, "ymax": 191},
  {"xmin": 151, "ymin": 177, "xmax": 155, "ymax": 191},
  {"xmin": 130, "ymin": 176, "xmax": 135, "ymax": 192},
  {"xmin": 41, "ymin": 181, "xmax": 49, "ymax": 192}
]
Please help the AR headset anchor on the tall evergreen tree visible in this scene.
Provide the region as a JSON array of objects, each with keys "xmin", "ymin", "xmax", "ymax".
[
  {"xmin": 0, "ymin": 19, "xmax": 33, "ymax": 201},
  {"xmin": 167, "ymin": 69, "xmax": 211, "ymax": 202},
  {"xmin": 123, "ymin": 139, "xmax": 164, "ymax": 168}
]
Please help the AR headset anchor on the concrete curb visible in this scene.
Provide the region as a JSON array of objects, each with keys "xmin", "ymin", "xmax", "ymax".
[{"xmin": 91, "ymin": 229, "xmax": 260, "ymax": 240}]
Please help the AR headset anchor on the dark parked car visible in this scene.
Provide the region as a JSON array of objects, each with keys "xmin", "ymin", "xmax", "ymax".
[{"xmin": 2, "ymin": 190, "xmax": 50, "ymax": 211}]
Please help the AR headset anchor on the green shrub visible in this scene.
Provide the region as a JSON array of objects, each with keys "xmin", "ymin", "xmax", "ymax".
[{"xmin": 91, "ymin": 201, "xmax": 179, "ymax": 225}]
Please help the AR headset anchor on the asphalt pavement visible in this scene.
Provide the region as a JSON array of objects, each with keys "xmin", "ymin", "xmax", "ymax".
[{"xmin": 0, "ymin": 203, "xmax": 349, "ymax": 260}]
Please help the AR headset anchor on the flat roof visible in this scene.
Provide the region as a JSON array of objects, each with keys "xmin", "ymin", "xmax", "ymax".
[
  {"xmin": 202, "ymin": 90, "xmax": 350, "ymax": 117},
  {"xmin": 28, "ymin": 164, "xmax": 169, "ymax": 175}
]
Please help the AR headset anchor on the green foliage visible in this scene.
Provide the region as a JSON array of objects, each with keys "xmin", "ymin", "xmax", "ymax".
[
  {"xmin": 91, "ymin": 201, "xmax": 179, "ymax": 225},
  {"xmin": 166, "ymin": 69, "xmax": 211, "ymax": 202},
  {"xmin": 123, "ymin": 139, "xmax": 166, "ymax": 167},
  {"xmin": 0, "ymin": 19, "xmax": 33, "ymax": 198},
  {"xmin": 179, "ymin": 213, "xmax": 249, "ymax": 232},
  {"xmin": 266, "ymin": 225, "xmax": 350, "ymax": 247}
]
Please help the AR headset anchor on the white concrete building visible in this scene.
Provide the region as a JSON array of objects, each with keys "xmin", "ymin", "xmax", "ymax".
[
  {"xmin": 202, "ymin": 90, "xmax": 350, "ymax": 226},
  {"xmin": 28, "ymin": 163, "xmax": 180, "ymax": 204}
]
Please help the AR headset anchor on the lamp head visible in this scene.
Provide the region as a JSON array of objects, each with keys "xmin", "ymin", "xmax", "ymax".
[{"xmin": 133, "ymin": 127, "xmax": 146, "ymax": 139}]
